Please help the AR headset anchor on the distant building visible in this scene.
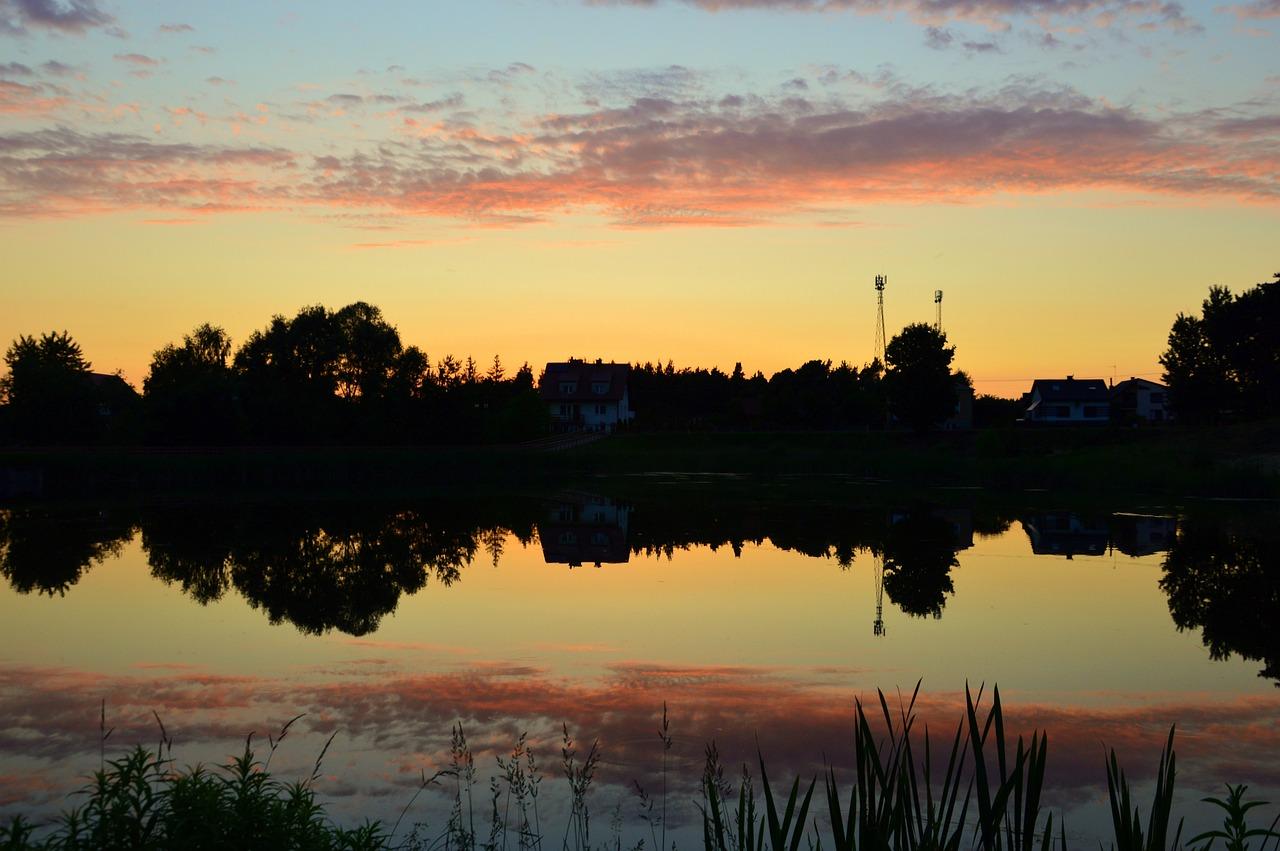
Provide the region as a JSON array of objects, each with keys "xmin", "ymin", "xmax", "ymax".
[
  {"xmin": 945, "ymin": 380, "xmax": 974, "ymax": 430},
  {"xmin": 1111, "ymin": 377, "xmax": 1170, "ymax": 424},
  {"xmin": 86, "ymin": 372, "xmax": 138, "ymax": 421},
  {"xmin": 540, "ymin": 359, "xmax": 634, "ymax": 433},
  {"xmin": 1021, "ymin": 376, "xmax": 1110, "ymax": 425}
]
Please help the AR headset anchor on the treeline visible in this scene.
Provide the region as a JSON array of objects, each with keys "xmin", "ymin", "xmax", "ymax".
[
  {"xmin": 0, "ymin": 304, "xmax": 984, "ymax": 444},
  {"xmin": 629, "ymin": 321, "xmax": 977, "ymax": 430},
  {"xmin": 0, "ymin": 303, "xmax": 547, "ymax": 445}
]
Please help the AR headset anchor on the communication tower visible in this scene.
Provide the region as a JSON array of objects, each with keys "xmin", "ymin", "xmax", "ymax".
[
  {"xmin": 873, "ymin": 275, "xmax": 888, "ymax": 365},
  {"xmin": 935, "ymin": 290, "xmax": 944, "ymax": 332},
  {"xmin": 873, "ymin": 553, "xmax": 886, "ymax": 637}
]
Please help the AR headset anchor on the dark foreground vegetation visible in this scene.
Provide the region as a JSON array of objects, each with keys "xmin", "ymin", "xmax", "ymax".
[{"xmin": 2, "ymin": 686, "xmax": 1277, "ymax": 851}]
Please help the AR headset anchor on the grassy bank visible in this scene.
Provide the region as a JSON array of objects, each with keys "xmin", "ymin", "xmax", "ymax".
[
  {"xmin": 577, "ymin": 423, "xmax": 1280, "ymax": 497},
  {"xmin": 1, "ymin": 422, "xmax": 1278, "ymax": 500}
]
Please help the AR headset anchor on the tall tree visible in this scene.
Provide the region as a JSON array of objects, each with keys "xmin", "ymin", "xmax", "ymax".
[
  {"xmin": 144, "ymin": 324, "xmax": 242, "ymax": 444},
  {"xmin": 1160, "ymin": 274, "xmax": 1280, "ymax": 421},
  {"xmin": 1, "ymin": 331, "xmax": 100, "ymax": 443},
  {"xmin": 882, "ymin": 323, "xmax": 958, "ymax": 431}
]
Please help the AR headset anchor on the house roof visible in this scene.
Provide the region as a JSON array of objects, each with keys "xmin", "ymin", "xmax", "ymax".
[
  {"xmin": 1111, "ymin": 377, "xmax": 1166, "ymax": 393},
  {"xmin": 540, "ymin": 360, "xmax": 629, "ymax": 402},
  {"xmin": 1029, "ymin": 377, "xmax": 1110, "ymax": 403},
  {"xmin": 86, "ymin": 372, "xmax": 138, "ymax": 396}
]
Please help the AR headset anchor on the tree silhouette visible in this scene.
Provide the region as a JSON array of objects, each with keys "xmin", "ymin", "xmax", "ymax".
[
  {"xmin": 1161, "ymin": 273, "xmax": 1280, "ymax": 422},
  {"xmin": 1, "ymin": 331, "xmax": 98, "ymax": 443},
  {"xmin": 881, "ymin": 512, "xmax": 960, "ymax": 618},
  {"xmin": 883, "ymin": 324, "xmax": 958, "ymax": 431},
  {"xmin": 144, "ymin": 324, "xmax": 242, "ymax": 444},
  {"xmin": 1160, "ymin": 517, "xmax": 1280, "ymax": 685},
  {"xmin": 0, "ymin": 507, "xmax": 134, "ymax": 595}
]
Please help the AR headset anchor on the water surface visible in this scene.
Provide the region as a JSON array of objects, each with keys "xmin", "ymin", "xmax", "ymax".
[{"xmin": 1, "ymin": 488, "xmax": 1276, "ymax": 844}]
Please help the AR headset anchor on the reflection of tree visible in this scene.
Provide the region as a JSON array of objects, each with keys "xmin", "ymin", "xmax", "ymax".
[
  {"xmin": 0, "ymin": 508, "xmax": 134, "ymax": 595},
  {"xmin": 1160, "ymin": 519, "xmax": 1280, "ymax": 685},
  {"xmin": 145, "ymin": 505, "xmax": 485, "ymax": 636},
  {"xmin": 881, "ymin": 513, "xmax": 960, "ymax": 618}
]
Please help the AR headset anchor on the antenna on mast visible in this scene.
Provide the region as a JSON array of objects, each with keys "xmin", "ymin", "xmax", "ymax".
[
  {"xmin": 874, "ymin": 275, "xmax": 888, "ymax": 366},
  {"xmin": 935, "ymin": 289, "xmax": 944, "ymax": 332},
  {"xmin": 873, "ymin": 551, "xmax": 886, "ymax": 638}
]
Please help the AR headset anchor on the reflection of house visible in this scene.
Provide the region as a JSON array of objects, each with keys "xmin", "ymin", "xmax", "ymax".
[
  {"xmin": 1111, "ymin": 378, "xmax": 1170, "ymax": 424},
  {"xmin": 539, "ymin": 493, "xmax": 630, "ymax": 567},
  {"xmin": 1021, "ymin": 377, "xmax": 1110, "ymax": 425},
  {"xmin": 540, "ymin": 359, "xmax": 634, "ymax": 433},
  {"xmin": 1110, "ymin": 513, "xmax": 1177, "ymax": 557},
  {"xmin": 1022, "ymin": 512, "xmax": 1109, "ymax": 557}
]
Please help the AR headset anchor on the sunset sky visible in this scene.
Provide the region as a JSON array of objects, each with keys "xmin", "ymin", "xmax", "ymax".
[{"xmin": 1, "ymin": 0, "xmax": 1276, "ymax": 396}]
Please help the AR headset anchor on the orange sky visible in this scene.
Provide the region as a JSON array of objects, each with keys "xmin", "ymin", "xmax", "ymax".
[{"xmin": 1, "ymin": 0, "xmax": 1277, "ymax": 397}]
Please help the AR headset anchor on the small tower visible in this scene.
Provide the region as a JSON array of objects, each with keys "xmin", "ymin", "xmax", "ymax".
[
  {"xmin": 873, "ymin": 553, "xmax": 886, "ymax": 637},
  {"xmin": 935, "ymin": 289, "xmax": 944, "ymax": 332},
  {"xmin": 873, "ymin": 275, "xmax": 888, "ymax": 365}
]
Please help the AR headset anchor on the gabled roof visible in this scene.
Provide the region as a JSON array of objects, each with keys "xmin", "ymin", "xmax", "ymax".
[
  {"xmin": 1029, "ymin": 377, "xmax": 1109, "ymax": 403},
  {"xmin": 540, "ymin": 360, "xmax": 629, "ymax": 402},
  {"xmin": 1111, "ymin": 377, "xmax": 1166, "ymax": 393}
]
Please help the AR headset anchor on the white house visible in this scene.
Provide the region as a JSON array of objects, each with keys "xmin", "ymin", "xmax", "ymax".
[
  {"xmin": 1111, "ymin": 377, "xmax": 1170, "ymax": 423},
  {"xmin": 1022, "ymin": 377, "xmax": 1110, "ymax": 425},
  {"xmin": 540, "ymin": 359, "xmax": 634, "ymax": 433}
]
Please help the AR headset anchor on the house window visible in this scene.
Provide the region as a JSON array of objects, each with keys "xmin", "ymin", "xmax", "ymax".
[
  {"xmin": 559, "ymin": 403, "xmax": 570, "ymax": 416},
  {"xmin": 559, "ymin": 531, "xmax": 578, "ymax": 545},
  {"xmin": 560, "ymin": 382, "xmax": 577, "ymax": 394},
  {"xmin": 596, "ymin": 404, "xmax": 608, "ymax": 415},
  {"xmin": 590, "ymin": 532, "xmax": 610, "ymax": 545},
  {"xmin": 592, "ymin": 382, "xmax": 609, "ymax": 395}
]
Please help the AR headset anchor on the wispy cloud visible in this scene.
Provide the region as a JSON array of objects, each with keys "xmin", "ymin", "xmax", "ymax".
[
  {"xmin": 1217, "ymin": 0, "xmax": 1280, "ymax": 17},
  {"xmin": 585, "ymin": 0, "xmax": 1202, "ymax": 33},
  {"xmin": 113, "ymin": 53, "xmax": 161, "ymax": 67},
  {"xmin": 0, "ymin": 0, "xmax": 113, "ymax": 36},
  {"xmin": 0, "ymin": 82, "xmax": 1275, "ymax": 225}
]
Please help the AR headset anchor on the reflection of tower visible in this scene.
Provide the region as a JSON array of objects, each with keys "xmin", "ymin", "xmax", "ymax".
[
  {"xmin": 873, "ymin": 275, "xmax": 887, "ymax": 365},
  {"xmin": 934, "ymin": 290, "xmax": 944, "ymax": 332},
  {"xmin": 873, "ymin": 552, "xmax": 886, "ymax": 637}
]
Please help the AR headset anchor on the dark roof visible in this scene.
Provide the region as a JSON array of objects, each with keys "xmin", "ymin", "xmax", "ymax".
[
  {"xmin": 1029, "ymin": 377, "xmax": 1109, "ymax": 403},
  {"xmin": 1111, "ymin": 377, "xmax": 1166, "ymax": 393},
  {"xmin": 86, "ymin": 372, "xmax": 139, "ymax": 396},
  {"xmin": 540, "ymin": 360, "xmax": 629, "ymax": 402}
]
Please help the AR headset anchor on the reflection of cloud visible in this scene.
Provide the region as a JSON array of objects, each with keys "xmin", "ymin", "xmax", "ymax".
[{"xmin": 2, "ymin": 660, "xmax": 1278, "ymax": 810}]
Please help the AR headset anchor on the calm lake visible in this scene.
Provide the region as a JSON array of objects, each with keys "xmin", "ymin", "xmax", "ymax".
[{"xmin": 1, "ymin": 484, "xmax": 1277, "ymax": 845}]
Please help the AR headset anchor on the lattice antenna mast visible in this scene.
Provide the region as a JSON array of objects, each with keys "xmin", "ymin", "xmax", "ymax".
[
  {"xmin": 874, "ymin": 275, "xmax": 888, "ymax": 366},
  {"xmin": 873, "ymin": 552, "xmax": 886, "ymax": 637},
  {"xmin": 935, "ymin": 289, "xmax": 944, "ymax": 332}
]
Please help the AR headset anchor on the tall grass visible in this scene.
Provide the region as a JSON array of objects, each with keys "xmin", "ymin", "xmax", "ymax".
[{"xmin": 3, "ymin": 687, "xmax": 1279, "ymax": 851}]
